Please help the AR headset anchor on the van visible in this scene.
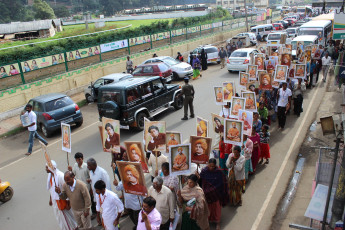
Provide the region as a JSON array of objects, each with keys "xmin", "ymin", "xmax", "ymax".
[
  {"xmin": 250, "ymin": 24, "xmax": 274, "ymax": 41},
  {"xmin": 266, "ymin": 32, "xmax": 288, "ymax": 48},
  {"xmin": 298, "ymin": 20, "xmax": 332, "ymax": 46},
  {"xmin": 291, "ymin": 35, "xmax": 318, "ymax": 58}
]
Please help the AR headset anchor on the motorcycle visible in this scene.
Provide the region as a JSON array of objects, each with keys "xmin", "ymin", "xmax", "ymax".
[{"xmin": 0, "ymin": 179, "xmax": 14, "ymax": 203}]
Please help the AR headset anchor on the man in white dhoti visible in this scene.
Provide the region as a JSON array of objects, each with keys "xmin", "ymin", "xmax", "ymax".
[
  {"xmin": 94, "ymin": 180, "xmax": 124, "ymax": 230},
  {"xmin": 46, "ymin": 160, "xmax": 77, "ymax": 230}
]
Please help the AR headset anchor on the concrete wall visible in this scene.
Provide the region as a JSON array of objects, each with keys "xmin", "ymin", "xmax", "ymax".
[{"xmin": 0, "ymin": 26, "xmax": 248, "ymax": 118}]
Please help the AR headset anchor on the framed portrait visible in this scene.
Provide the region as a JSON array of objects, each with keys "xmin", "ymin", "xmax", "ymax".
[
  {"xmin": 170, "ymin": 144, "xmax": 191, "ymax": 176},
  {"xmin": 222, "ymin": 82, "xmax": 235, "ymax": 102},
  {"xmin": 144, "ymin": 120, "xmax": 166, "ymax": 152},
  {"xmin": 295, "ymin": 64, "xmax": 306, "ymax": 79},
  {"xmin": 124, "ymin": 141, "xmax": 149, "ymax": 173},
  {"xmin": 40, "ymin": 140, "xmax": 54, "ymax": 173},
  {"xmin": 265, "ymin": 59, "xmax": 276, "ymax": 70},
  {"xmin": 281, "ymin": 54, "xmax": 292, "ymax": 67},
  {"xmin": 214, "ymin": 86, "xmax": 226, "ymax": 105},
  {"xmin": 305, "ymin": 50, "xmax": 312, "ymax": 62},
  {"xmin": 246, "ymin": 81, "xmax": 259, "ymax": 91},
  {"xmin": 269, "ymin": 56, "xmax": 279, "ymax": 66},
  {"xmin": 239, "ymin": 72, "xmax": 249, "ymax": 86},
  {"xmin": 196, "ymin": 116, "xmax": 209, "ymax": 137},
  {"xmin": 166, "ymin": 131, "xmax": 182, "ymax": 153},
  {"xmin": 297, "ymin": 41, "xmax": 304, "ymax": 51},
  {"xmin": 238, "ymin": 109, "xmax": 253, "ymax": 136},
  {"xmin": 102, "ymin": 117, "xmax": 120, "ymax": 153},
  {"xmin": 211, "ymin": 113, "xmax": 225, "ymax": 137},
  {"xmin": 288, "ymin": 63, "xmax": 296, "ymax": 78},
  {"xmin": 20, "ymin": 114, "xmax": 30, "ymax": 127},
  {"xmin": 282, "ymin": 48, "xmax": 291, "ymax": 54},
  {"xmin": 190, "ymin": 136, "xmax": 212, "ymax": 164},
  {"xmin": 259, "ymin": 71, "xmax": 272, "ymax": 90},
  {"xmin": 230, "ymin": 97, "xmax": 246, "ymax": 118},
  {"xmin": 311, "ymin": 45, "xmax": 318, "ymax": 54},
  {"xmin": 254, "ymin": 56, "xmax": 264, "ymax": 70},
  {"xmin": 241, "ymin": 92, "xmax": 257, "ymax": 111},
  {"xmin": 117, "ymin": 161, "xmax": 148, "ymax": 196},
  {"xmin": 298, "ymin": 52, "xmax": 306, "ymax": 64},
  {"xmin": 61, "ymin": 123, "xmax": 71, "ymax": 153},
  {"xmin": 247, "ymin": 65, "xmax": 258, "ymax": 81},
  {"xmin": 224, "ymin": 119, "xmax": 244, "ymax": 145},
  {"xmin": 285, "ymin": 44, "xmax": 292, "ymax": 50},
  {"xmin": 274, "ymin": 65, "xmax": 288, "ymax": 82}
]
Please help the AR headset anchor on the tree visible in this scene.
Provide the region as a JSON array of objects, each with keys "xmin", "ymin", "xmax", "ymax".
[
  {"xmin": 99, "ymin": 0, "xmax": 121, "ymax": 16},
  {"xmin": 52, "ymin": 5, "xmax": 71, "ymax": 18},
  {"xmin": 33, "ymin": 0, "xmax": 56, "ymax": 19},
  {"xmin": 0, "ymin": 0, "xmax": 28, "ymax": 23}
]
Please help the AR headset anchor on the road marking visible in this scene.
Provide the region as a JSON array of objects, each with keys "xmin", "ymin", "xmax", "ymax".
[
  {"xmin": 0, "ymin": 121, "xmax": 99, "ymax": 171},
  {"xmin": 250, "ymin": 83, "xmax": 321, "ymax": 230}
]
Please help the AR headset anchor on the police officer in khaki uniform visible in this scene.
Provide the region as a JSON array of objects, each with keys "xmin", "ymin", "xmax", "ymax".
[{"xmin": 179, "ymin": 77, "xmax": 195, "ymax": 120}]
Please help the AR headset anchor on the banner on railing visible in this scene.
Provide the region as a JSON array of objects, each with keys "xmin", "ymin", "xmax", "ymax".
[
  {"xmin": 21, "ymin": 54, "xmax": 65, "ymax": 72},
  {"xmin": 67, "ymin": 46, "xmax": 100, "ymax": 61},
  {"xmin": 100, "ymin": 39, "xmax": 128, "ymax": 53},
  {"xmin": 0, "ymin": 63, "xmax": 20, "ymax": 77},
  {"xmin": 187, "ymin": 26, "xmax": 199, "ymax": 34},
  {"xmin": 212, "ymin": 22, "xmax": 223, "ymax": 28},
  {"xmin": 201, "ymin": 24, "xmax": 212, "ymax": 31},
  {"xmin": 172, "ymin": 28, "xmax": 186, "ymax": 37},
  {"xmin": 129, "ymin": 35, "xmax": 151, "ymax": 46},
  {"xmin": 151, "ymin": 32, "xmax": 170, "ymax": 41}
]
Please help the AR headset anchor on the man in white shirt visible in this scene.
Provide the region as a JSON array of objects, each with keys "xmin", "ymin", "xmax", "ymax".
[
  {"xmin": 137, "ymin": 197, "xmax": 162, "ymax": 230},
  {"xmin": 277, "ymin": 82, "xmax": 292, "ymax": 130},
  {"xmin": 94, "ymin": 180, "xmax": 124, "ymax": 230},
  {"xmin": 86, "ymin": 158, "xmax": 111, "ymax": 218},
  {"xmin": 22, "ymin": 104, "xmax": 48, "ymax": 156},
  {"xmin": 322, "ymin": 52, "xmax": 332, "ymax": 82},
  {"xmin": 126, "ymin": 56, "xmax": 134, "ymax": 73},
  {"xmin": 113, "ymin": 178, "xmax": 143, "ymax": 229},
  {"xmin": 148, "ymin": 176, "xmax": 175, "ymax": 230},
  {"xmin": 147, "ymin": 152, "xmax": 168, "ymax": 182}
]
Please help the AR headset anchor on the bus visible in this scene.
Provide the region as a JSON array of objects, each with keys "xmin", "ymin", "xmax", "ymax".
[{"xmin": 298, "ymin": 20, "xmax": 332, "ymax": 46}]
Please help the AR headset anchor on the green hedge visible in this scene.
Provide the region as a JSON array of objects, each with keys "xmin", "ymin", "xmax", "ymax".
[{"xmin": 0, "ymin": 8, "xmax": 232, "ymax": 64}]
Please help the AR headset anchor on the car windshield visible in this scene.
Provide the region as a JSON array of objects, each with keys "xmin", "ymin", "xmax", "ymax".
[
  {"xmin": 205, "ymin": 47, "xmax": 218, "ymax": 53},
  {"xmin": 231, "ymin": 51, "xmax": 248, "ymax": 57},
  {"xmin": 100, "ymin": 91, "xmax": 121, "ymax": 104},
  {"xmin": 162, "ymin": 57, "xmax": 180, "ymax": 66},
  {"xmin": 286, "ymin": 29, "xmax": 296, "ymax": 34},
  {"xmin": 132, "ymin": 67, "xmax": 142, "ymax": 74},
  {"xmin": 268, "ymin": 34, "xmax": 281, "ymax": 40},
  {"xmin": 45, "ymin": 97, "xmax": 74, "ymax": 112},
  {"xmin": 299, "ymin": 28, "xmax": 322, "ymax": 37},
  {"xmin": 291, "ymin": 41, "xmax": 313, "ymax": 50}
]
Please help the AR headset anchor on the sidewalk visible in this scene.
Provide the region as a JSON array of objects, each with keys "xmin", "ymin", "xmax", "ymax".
[
  {"xmin": 276, "ymin": 75, "xmax": 344, "ymax": 229},
  {"xmin": 0, "ymin": 92, "xmax": 86, "ymax": 137}
]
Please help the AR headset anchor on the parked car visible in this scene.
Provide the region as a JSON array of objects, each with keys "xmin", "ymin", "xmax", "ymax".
[
  {"xmin": 275, "ymin": 20, "xmax": 289, "ymax": 29},
  {"xmin": 27, "ymin": 93, "xmax": 83, "ymax": 137},
  {"xmin": 228, "ymin": 32, "xmax": 257, "ymax": 45},
  {"xmin": 286, "ymin": 27, "xmax": 299, "ymax": 38},
  {"xmin": 190, "ymin": 45, "xmax": 221, "ymax": 64},
  {"xmin": 84, "ymin": 73, "xmax": 133, "ymax": 103},
  {"xmin": 97, "ymin": 76, "xmax": 182, "ymax": 130},
  {"xmin": 272, "ymin": 23, "xmax": 284, "ymax": 31},
  {"xmin": 227, "ymin": 48, "xmax": 258, "ymax": 72},
  {"xmin": 142, "ymin": 56, "xmax": 193, "ymax": 80},
  {"xmin": 132, "ymin": 63, "xmax": 173, "ymax": 82},
  {"xmin": 293, "ymin": 20, "xmax": 306, "ymax": 27}
]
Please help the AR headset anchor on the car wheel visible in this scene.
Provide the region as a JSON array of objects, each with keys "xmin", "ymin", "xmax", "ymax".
[
  {"xmin": 0, "ymin": 186, "xmax": 14, "ymax": 203},
  {"xmin": 228, "ymin": 70, "xmax": 232, "ymax": 73},
  {"xmin": 172, "ymin": 72, "xmax": 179, "ymax": 81},
  {"xmin": 173, "ymin": 96, "xmax": 183, "ymax": 110},
  {"xmin": 75, "ymin": 119, "xmax": 83, "ymax": 127},
  {"xmin": 40, "ymin": 124, "xmax": 51, "ymax": 138},
  {"xmin": 85, "ymin": 94, "xmax": 93, "ymax": 103},
  {"xmin": 136, "ymin": 112, "xmax": 147, "ymax": 130}
]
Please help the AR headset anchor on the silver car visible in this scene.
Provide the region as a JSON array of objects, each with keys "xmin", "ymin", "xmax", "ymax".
[
  {"xmin": 84, "ymin": 73, "xmax": 133, "ymax": 103},
  {"xmin": 142, "ymin": 56, "xmax": 193, "ymax": 80},
  {"xmin": 227, "ymin": 48, "xmax": 258, "ymax": 72}
]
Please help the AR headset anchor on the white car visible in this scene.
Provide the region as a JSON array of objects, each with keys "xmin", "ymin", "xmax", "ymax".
[
  {"xmin": 286, "ymin": 28, "xmax": 299, "ymax": 38},
  {"xmin": 190, "ymin": 45, "xmax": 220, "ymax": 64},
  {"xmin": 84, "ymin": 73, "xmax": 132, "ymax": 103},
  {"xmin": 227, "ymin": 48, "xmax": 259, "ymax": 72},
  {"xmin": 142, "ymin": 56, "xmax": 193, "ymax": 80},
  {"xmin": 228, "ymin": 32, "xmax": 257, "ymax": 46}
]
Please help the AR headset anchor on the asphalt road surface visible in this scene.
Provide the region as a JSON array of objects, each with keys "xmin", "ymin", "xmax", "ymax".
[{"xmin": 0, "ymin": 62, "xmax": 327, "ymax": 230}]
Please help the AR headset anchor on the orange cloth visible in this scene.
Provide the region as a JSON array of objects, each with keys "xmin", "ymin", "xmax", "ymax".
[
  {"xmin": 173, "ymin": 153, "xmax": 188, "ymax": 170},
  {"xmin": 227, "ymin": 127, "xmax": 240, "ymax": 141}
]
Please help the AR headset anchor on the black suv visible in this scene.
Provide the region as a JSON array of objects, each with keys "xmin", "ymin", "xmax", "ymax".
[{"xmin": 97, "ymin": 76, "xmax": 183, "ymax": 130}]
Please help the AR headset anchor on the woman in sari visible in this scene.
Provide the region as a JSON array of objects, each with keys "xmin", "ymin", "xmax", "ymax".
[
  {"xmin": 242, "ymin": 135, "xmax": 253, "ymax": 180},
  {"xmin": 249, "ymin": 126, "xmax": 261, "ymax": 173},
  {"xmin": 199, "ymin": 158, "xmax": 229, "ymax": 230},
  {"xmin": 178, "ymin": 174, "xmax": 210, "ymax": 230},
  {"xmin": 226, "ymin": 145, "xmax": 245, "ymax": 206},
  {"xmin": 192, "ymin": 54, "xmax": 201, "ymax": 80}
]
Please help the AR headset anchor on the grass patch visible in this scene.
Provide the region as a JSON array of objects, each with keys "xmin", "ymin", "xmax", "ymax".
[{"xmin": 0, "ymin": 126, "xmax": 25, "ymax": 139}]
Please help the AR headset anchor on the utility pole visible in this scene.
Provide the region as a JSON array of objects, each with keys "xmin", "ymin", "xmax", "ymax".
[{"xmin": 244, "ymin": 0, "xmax": 249, "ymax": 32}]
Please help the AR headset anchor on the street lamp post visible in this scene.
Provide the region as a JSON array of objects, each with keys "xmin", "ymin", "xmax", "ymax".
[{"xmin": 244, "ymin": 0, "xmax": 249, "ymax": 32}]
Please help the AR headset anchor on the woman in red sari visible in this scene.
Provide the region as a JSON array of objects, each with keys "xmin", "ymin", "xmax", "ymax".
[
  {"xmin": 249, "ymin": 126, "xmax": 261, "ymax": 173},
  {"xmin": 199, "ymin": 158, "xmax": 229, "ymax": 230}
]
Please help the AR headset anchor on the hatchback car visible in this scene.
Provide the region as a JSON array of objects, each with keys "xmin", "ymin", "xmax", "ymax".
[
  {"xmin": 227, "ymin": 48, "xmax": 258, "ymax": 72},
  {"xmin": 142, "ymin": 56, "xmax": 193, "ymax": 80},
  {"xmin": 275, "ymin": 20, "xmax": 289, "ymax": 29},
  {"xmin": 272, "ymin": 23, "xmax": 284, "ymax": 31},
  {"xmin": 191, "ymin": 45, "xmax": 221, "ymax": 64},
  {"xmin": 132, "ymin": 63, "xmax": 172, "ymax": 82},
  {"xmin": 84, "ymin": 73, "xmax": 132, "ymax": 103},
  {"xmin": 27, "ymin": 93, "xmax": 83, "ymax": 137}
]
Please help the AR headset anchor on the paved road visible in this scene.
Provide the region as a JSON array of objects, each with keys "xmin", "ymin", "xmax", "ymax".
[{"xmin": 0, "ymin": 62, "xmax": 327, "ymax": 230}]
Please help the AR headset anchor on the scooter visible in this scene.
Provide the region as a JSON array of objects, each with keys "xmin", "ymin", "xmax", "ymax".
[{"xmin": 0, "ymin": 179, "xmax": 14, "ymax": 203}]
